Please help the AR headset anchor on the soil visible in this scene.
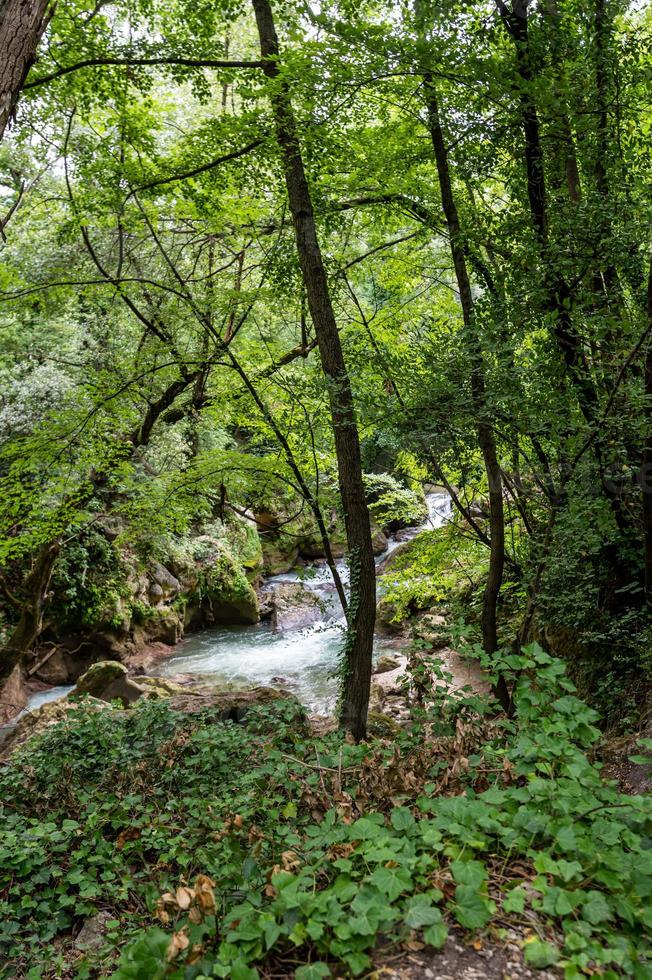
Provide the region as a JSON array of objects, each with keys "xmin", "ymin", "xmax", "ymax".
[{"xmin": 374, "ymin": 929, "xmax": 560, "ymax": 979}]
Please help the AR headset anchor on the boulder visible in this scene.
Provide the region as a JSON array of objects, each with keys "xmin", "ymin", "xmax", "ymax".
[
  {"xmin": 167, "ymin": 686, "xmax": 299, "ymax": 723},
  {"xmin": 367, "ymin": 711, "xmax": 404, "ymax": 737},
  {"xmin": 0, "ymin": 697, "xmax": 111, "ymax": 760},
  {"xmin": 75, "ymin": 911, "xmax": 113, "ymax": 951},
  {"xmin": 270, "ymin": 582, "xmax": 323, "ymax": 632},
  {"xmin": 375, "ymin": 595, "xmax": 406, "ymax": 635},
  {"xmin": 72, "ymin": 661, "xmax": 145, "ymax": 706},
  {"xmin": 298, "ymin": 530, "xmax": 346, "ymax": 561},
  {"xmin": 0, "ymin": 665, "xmax": 28, "ymax": 726},
  {"xmin": 373, "ymin": 654, "xmax": 401, "ymax": 674},
  {"xmin": 262, "ymin": 540, "xmax": 299, "ymax": 575},
  {"xmin": 371, "ymin": 524, "xmax": 389, "ymax": 556},
  {"xmin": 150, "ymin": 561, "xmax": 181, "ymax": 598}
]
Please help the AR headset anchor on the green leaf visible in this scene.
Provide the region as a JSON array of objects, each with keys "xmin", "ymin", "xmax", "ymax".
[
  {"xmin": 423, "ymin": 921, "xmax": 448, "ymax": 949},
  {"xmin": 295, "ymin": 965, "xmax": 331, "ymax": 980},
  {"xmin": 391, "ymin": 807, "xmax": 415, "ymax": 831},
  {"xmin": 370, "ymin": 865, "xmax": 412, "ymax": 902},
  {"xmin": 523, "ymin": 940, "xmax": 560, "ymax": 968},
  {"xmin": 503, "ymin": 886, "xmax": 526, "ymax": 915},
  {"xmin": 404, "ymin": 900, "xmax": 443, "ymax": 929},
  {"xmin": 453, "ymin": 885, "xmax": 493, "ymax": 930}
]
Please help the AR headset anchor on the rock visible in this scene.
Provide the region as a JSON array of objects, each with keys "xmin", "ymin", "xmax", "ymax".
[
  {"xmin": 140, "ymin": 607, "xmax": 183, "ymax": 646},
  {"xmin": 150, "ymin": 561, "xmax": 181, "ymax": 597},
  {"xmin": 375, "ymin": 596, "xmax": 406, "ymax": 635},
  {"xmin": 371, "ymin": 524, "xmax": 389, "ymax": 556},
  {"xmin": 423, "ymin": 629, "xmax": 452, "ymax": 651},
  {"xmin": 269, "ymin": 583, "xmax": 323, "ymax": 632},
  {"xmin": 369, "ymin": 682, "xmax": 385, "ymax": 711},
  {"xmin": 0, "ymin": 697, "xmax": 111, "ymax": 760},
  {"xmin": 298, "ymin": 530, "xmax": 346, "ymax": 561},
  {"xmin": 75, "ymin": 911, "xmax": 113, "ymax": 950},
  {"xmin": 30, "ymin": 648, "xmax": 71, "ymax": 686},
  {"xmin": 261, "ymin": 540, "xmax": 299, "ymax": 575},
  {"xmin": 374, "ymin": 654, "xmax": 401, "ymax": 674},
  {"xmin": 367, "ymin": 711, "xmax": 404, "ymax": 737},
  {"xmin": 72, "ymin": 661, "xmax": 145, "ymax": 706},
  {"xmin": 134, "ymin": 676, "xmax": 188, "ymax": 697},
  {"xmin": 0, "ymin": 665, "xmax": 28, "ymax": 726},
  {"xmin": 167, "ymin": 686, "xmax": 299, "ymax": 723}
]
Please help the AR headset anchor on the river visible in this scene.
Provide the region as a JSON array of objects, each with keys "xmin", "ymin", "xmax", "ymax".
[
  {"xmin": 153, "ymin": 492, "xmax": 451, "ymax": 712},
  {"xmin": 14, "ymin": 493, "xmax": 451, "ymax": 720}
]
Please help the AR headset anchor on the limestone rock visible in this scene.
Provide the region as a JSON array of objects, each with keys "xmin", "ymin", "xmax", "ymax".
[
  {"xmin": 269, "ymin": 582, "xmax": 323, "ymax": 632},
  {"xmin": 0, "ymin": 697, "xmax": 111, "ymax": 760},
  {"xmin": 367, "ymin": 711, "xmax": 404, "ymax": 737},
  {"xmin": 150, "ymin": 561, "xmax": 181, "ymax": 597},
  {"xmin": 375, "ymin": 595, "xmax": 406, "ymax": 635},
  {"xmin": 261, "ymin": 540, "xmax": 299, "ymax": 575},
  {"xmin": 371, "ymin": 524, "xmax": 389, "ymax": 556},
  {"xmin": 75, "ymin": 911, "xmax": 113, "ymax": 950},
  {"xmin": 72, "ymin": 661, "xmax": 145, "ymax": 706},
  {"xmin": 167, "ymin": 686, "xmax": 299, "ymax": 723},
  {"xmin": 374, "ymin": 654, "xmax": 401, "ymax": 674}
]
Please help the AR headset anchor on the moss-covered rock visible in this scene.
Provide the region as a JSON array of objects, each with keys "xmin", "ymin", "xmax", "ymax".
[
  {"xmin": 261, "ymin": 538, "xmax": 299, "ymax": 575},
  {"xmin": 366, "ymin": 710, "xmax": 404, "ymax": 737}
]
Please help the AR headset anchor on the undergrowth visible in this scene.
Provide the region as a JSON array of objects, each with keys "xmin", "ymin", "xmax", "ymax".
[{"xmin": 0, "ymin": 646, "xmax": 651, "ymax": 979}]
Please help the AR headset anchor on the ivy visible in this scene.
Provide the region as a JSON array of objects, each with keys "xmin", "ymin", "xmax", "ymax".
[{"xmin": 1, "ymin": 647, "xmax": 651, "ymax": 978}]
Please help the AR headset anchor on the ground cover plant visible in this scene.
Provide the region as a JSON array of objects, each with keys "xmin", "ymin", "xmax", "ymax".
[{"xmin": 1, "ymin": 646, "xmax": 651, "ymax": 978}]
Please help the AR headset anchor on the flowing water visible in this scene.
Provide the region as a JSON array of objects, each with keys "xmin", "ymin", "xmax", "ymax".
[
  {"xmin": 155, "ymin": 493, "xmax": 452, "ymax": 712},
  {"xmin": 13, "ymin": 493, "xmax": 452, "ymax": 720}
]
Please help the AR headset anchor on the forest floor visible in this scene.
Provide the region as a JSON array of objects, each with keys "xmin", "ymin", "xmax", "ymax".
[{"xmin": 375, "ymin": 928, "xmax": 560, "ymax": 979}]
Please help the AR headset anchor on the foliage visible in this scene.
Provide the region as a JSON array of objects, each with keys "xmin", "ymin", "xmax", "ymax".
[
  {"xmin": 1, "ymin": 648, "xmax": 651, "ymax": 978},
  {"xmin": 363, "ymin": 472, "xmax": 427, "ymax": 530},
  {"xmin": 378, "ymin": 523, "xmax": 488, "ymax": 623}
]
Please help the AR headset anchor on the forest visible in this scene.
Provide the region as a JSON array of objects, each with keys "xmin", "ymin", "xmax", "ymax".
[{"xmin": 0, "ymin": 0, "xmax": 652, "ymax": 976}]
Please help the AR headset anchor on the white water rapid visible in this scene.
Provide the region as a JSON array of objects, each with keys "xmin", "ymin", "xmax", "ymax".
[{"xmin": 154, "ymin": 492, "xmax": 452, "ymax": 712}]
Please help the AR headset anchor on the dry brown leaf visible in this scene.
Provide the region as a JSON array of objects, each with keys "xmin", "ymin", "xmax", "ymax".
[
  {"xmin": 175, "ymin": 886, "xmax": 194, "ymax": 910},
  {"xmin": 166, "ymin": 929, "xmax": 190, "ymax": 961}
]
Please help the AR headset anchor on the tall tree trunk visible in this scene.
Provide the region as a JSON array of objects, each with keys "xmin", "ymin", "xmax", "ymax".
[
  {"xmin": 642, "ymin": 258, "xmax": 652, "ymax": 609},
  {"xmin": 0, "ymin": 0, "xmax": 51, "ymax": 140},
  {"xmin": 423, "ymin": 78, "xmax": 510, "ymax": 712},
  {"xmin": 251, "ymin": 0, "xmax": 376, "ymax": 741}
]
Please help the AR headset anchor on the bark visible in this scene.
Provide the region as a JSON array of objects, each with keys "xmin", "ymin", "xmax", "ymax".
[
  {"xmin": 251, "ymin": 0, "xmax": 376, "ymax": 741},
  {"xmin": 0, "ymin": 540, "xmax": 59, "ymax": 687},
  {"xmin": 0, "ymin": 0, "xmax": 51, "ymax": 140},
  {"xmin": 642, "ymin": 258, "xmax": 652, "ymax": 609},
  {"xmin": 423, "ymin": 77, "xmax": 510, "ymax": 713},
  {"xmin": 495, "ymin": 0, "xmax": 601, "ymax": 426}
]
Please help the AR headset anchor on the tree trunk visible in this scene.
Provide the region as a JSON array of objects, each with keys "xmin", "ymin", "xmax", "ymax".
[
  {"xmin": 423, "ymin": 78, "xmax": 510, "ymax": 712},
  {"xmin": 642, "ymin": 258, "xmax": 652, "ymax": 609},
  {"xmin": 251, "ymin": 0, "xmax": 376, "ymax": 741},
  {"xmin": 0, "ymin": 0, "xmax": 51, "ymax": 140},
  {"xmin": 0, "ymin": 540, "xmax": 59, "ymax": 687}
]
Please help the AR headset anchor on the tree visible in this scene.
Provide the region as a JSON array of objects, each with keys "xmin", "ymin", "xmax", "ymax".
[
  {"xmin": 0, "ymin": 0, "xmax": 51, "ymax": 140},
  {"xmin": 252, "ymin": 0, "xmax": 377, "ymax": 741}
]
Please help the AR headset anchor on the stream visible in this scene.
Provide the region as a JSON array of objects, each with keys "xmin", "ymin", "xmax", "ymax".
[
  {"xmin": 153, "ymin": 492, "xmax": 451, "ymax": 713},
  {"xmin": 14, "ymin": 493, "xmax": 451, "ymax": 720}
]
